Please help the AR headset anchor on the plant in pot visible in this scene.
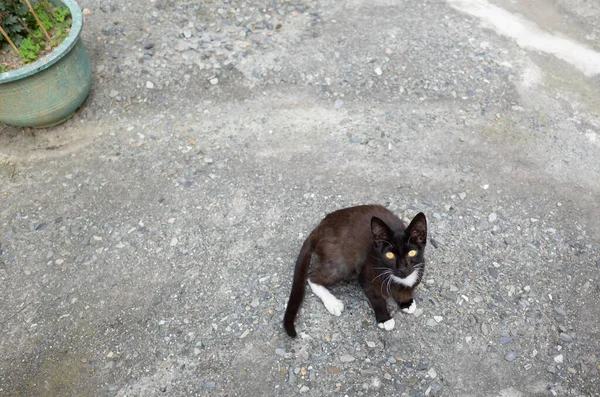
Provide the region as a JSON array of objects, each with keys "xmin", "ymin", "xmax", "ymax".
[{"xmin": 0, "ymin": 0, "xmax": 91, "ymax": 128}]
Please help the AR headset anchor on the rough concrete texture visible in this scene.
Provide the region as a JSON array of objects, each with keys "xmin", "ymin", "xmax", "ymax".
[{"xmin": 1, "ymin": 0, "xmax": 599, "ymax": 396}]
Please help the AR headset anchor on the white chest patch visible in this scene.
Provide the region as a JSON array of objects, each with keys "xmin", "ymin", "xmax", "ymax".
[{"xmin": 390, "ymin": 271, "xmax": 420, "ymax": 287}]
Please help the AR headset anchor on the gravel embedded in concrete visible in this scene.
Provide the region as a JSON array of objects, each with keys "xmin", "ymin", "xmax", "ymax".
[{"xmin": 0, "ymin": 0, "xmax": 599, "ymax": 396}]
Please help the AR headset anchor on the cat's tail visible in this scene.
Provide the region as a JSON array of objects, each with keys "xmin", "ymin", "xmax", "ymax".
[{"xmin": 283, "ymin": 230, "xmax": 316, "ymax": 338}]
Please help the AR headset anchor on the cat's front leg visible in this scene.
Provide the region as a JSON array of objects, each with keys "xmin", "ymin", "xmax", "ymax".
[
  {"xmin": 399, "ymin": 299, "xmax": 416, "ymax": 314},
  {"xmin": 393, "ymin": 288, "xmax": 417, "ymax": 314},
  {"xmin": 358, "ymin": 273, "xmax": 394, "ymax": 331}
]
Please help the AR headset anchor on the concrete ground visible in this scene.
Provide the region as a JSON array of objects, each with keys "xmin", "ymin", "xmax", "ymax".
[{"xmin": 1, "ymin": 0, "xmax": 599, "ymax": 396}]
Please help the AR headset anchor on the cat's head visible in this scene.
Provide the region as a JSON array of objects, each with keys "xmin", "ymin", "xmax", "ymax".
[{"xmin": 371, "ymin": 213, "xmax": 427, "ymax": 284}]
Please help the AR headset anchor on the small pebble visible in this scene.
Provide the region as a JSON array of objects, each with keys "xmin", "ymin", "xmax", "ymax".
[
  {"xmin": 554, "ymin": 354, "xmax": 563, "ymax": 363},
  {"xmin": 427, "ymin": 368, "xmax": 437, "ymax": 379},
  {"xmin": 340, "ymin": 354, "xmax": 355, "ymax": 363},
  {"xmin": 374, "ymin": 67, "xmax": 383, "ymax": 76},
  {"xmin": 201, "ymin": 381, "xmax": 216, "ymax": 390},
  {"xmin": 559, "ymin": 333, "xmax": 573, "ymax": 342},
  {"xmin": 459, "ymin": 192, "xmax": 467, "ymax": 200},
  {"xmin": 146, "ymin": 81, "xmax": 155, "ymax": 89},
  {"xmin": 299, "ymin": 386, "xmax": 309, "ymax": 393},
  {"xmin": 210, "ymin": 78, "xmax": 219, "ymax": 85},
  {"xmin": 372, "ymin": 377, "xmax": 382, "ymax": 389},
  {"xmin": 481, "ymin": 323, "xmax": 489, "ymax": 335},
  {"xmin": 394, "ymin": 381, "xmax": 405, "ymax": 393},
  {"xmin": 505, "ymin": 351, "xmax": 517, "ymax": 361},
  {"xmin": 488, "ymin": 212, "xmax": 497, "ymax": 222}
]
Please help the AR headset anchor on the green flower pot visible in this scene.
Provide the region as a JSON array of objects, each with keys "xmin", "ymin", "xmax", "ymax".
[{"xmin": 0, "ymin": 0, "xmax": 92, "ymax": 128}]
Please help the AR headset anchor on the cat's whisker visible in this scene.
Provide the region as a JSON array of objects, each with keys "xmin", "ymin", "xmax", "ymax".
[
  {"xmin": 372, "ymin": 271, "xmax": 389, "ymax": 282},
  {"xmin": 383, "ymin": 276, "xmax": 388, "ymax": 296},
  {"xmin": 380, "ymin": 275, "xmax": 387, "ymax": 296}
]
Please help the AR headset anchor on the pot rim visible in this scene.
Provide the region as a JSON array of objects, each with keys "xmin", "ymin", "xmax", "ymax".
[{"xmin": 0, "ymin": 0, "xmax": 83, "ymax": 84}]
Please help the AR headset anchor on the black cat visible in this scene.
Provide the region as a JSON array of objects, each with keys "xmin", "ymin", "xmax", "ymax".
[{"xmin": 283, "ymin": 205, "xmax": 427, "ymax": 337}]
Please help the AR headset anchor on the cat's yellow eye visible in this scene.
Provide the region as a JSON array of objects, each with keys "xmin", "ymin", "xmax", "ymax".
[
  {"xmin": 385, "ymin": 252, "xmax": 395, "ymax": 259},
  {"xmin": 408, "ymin": 250, "xmax": 417, "ymax": 257}
]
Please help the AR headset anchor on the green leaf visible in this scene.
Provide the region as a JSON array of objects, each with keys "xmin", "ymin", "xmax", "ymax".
[
  {"xmin": 53, "ymin": 6, "xmax": 69, "ymax": 23},
  {"xmin": 18, "ymin": 36, "xmax": 40, "ymax": 63}
]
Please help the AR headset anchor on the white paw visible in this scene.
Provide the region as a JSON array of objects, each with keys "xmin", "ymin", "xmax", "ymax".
[
  {"xmin": 402, "ymin": 301, "xmax": 416, "ymax": 314},
  {"xmin": 377, "ymin": 318, "xmax": 395, "ymax": 331},
  {"xmin": 323, "ymin": 296, "xmax": 344, "ymax": 316}
]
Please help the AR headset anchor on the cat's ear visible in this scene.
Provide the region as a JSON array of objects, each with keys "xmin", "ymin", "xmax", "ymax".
[
  {"xmin": 407, "ymin": 212, "xmax": 427, "ymax": 244},
  {"xmin": 371, "ymin": 217, "xmax": 393, "ymax": 243}
]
